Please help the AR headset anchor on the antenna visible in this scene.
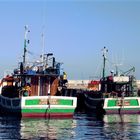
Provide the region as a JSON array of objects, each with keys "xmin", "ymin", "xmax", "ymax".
[
  {"xmin": 112, "ymin": 52, "xmax": 123, "ymax": 76},
  {"xmin": 102, "ymin": 46, "xmax": 108, "ymax": 79},
  {"xmin": 113, "ymin": 63, "xmax": 122, "ymax": 76},
  {"xmin": 41, "ymin": 27, "xmax": 47, "ymax": 70},
  {"xmin": 41, "ymin": 32, "xmax": 45, "ymax": 62},
  {"xmin": 23, "ymin": 25, "xmax": 30, "ymax": 66}
]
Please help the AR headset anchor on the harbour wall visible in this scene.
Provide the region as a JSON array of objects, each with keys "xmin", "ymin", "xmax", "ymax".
[{"xmin": 67, "ymin": 80, "xmax": 140, "ymax": 90}]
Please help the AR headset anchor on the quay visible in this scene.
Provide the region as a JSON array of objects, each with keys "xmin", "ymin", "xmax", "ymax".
[{"xmin": 67, "ymin": 80, "xmax": 140, "ymax": 90}]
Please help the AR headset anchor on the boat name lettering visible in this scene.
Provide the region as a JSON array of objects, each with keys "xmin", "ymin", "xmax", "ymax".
[
  {"xmin": 116, "ymin": 100, "xmax": 130, "ymax": 106},
  {"xmin": 39, "ymin": 99, "xmax": 58, "ymax": 105}
]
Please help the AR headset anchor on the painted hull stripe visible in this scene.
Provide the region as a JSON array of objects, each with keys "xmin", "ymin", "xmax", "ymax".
[
  {"xmin": 22, "ymin": 113, "xmax": 73, "ymax": 118},
  {"xmin": 22, "ymin": 108, "xmax": 75, "ymax": 113},
  {"xmin": 106, "ymin": 110, "xmax": 140, "ymax": 114}
]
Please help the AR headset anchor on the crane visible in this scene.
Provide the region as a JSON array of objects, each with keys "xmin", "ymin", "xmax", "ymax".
[{"xmin": 121, "ymin": 67, "xmax": 135, "ymax": 76}]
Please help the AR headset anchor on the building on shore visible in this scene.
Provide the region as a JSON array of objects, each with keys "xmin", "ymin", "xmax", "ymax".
[{"xmin": 67, "ymin": 80, "xmax": 140, "ymax": 90}]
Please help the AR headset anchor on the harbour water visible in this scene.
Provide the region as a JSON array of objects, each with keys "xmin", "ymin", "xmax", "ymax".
[{"xmin": 0, "ymin": 113, "xmax": 140, "ymax": 140}]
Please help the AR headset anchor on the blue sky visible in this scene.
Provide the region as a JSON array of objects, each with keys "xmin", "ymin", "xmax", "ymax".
[{"xmin": 0, "ymin": 0, "xmax": 140, "ymax": 79}]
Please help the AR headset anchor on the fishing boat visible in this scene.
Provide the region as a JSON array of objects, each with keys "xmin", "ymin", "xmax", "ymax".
[
  {"xmin": 102, "ymin": 70, "xmax": 139, "ymax": 114},
  {"xmin": 84, "ymin": 47, "xmax": 139, "ymax": 114},
  {"xmin": 0, "ymin": 26, "xmax": 77, "ymax": 118}
]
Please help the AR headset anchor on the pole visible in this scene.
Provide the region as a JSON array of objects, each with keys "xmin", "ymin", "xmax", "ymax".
[
  {"xmin": 23, "ymin": 25, "xmax": 30, "ymax": 65},
  {"xmin": 102, "ymin": 46, "xmax": 108, "ymax": 79}
]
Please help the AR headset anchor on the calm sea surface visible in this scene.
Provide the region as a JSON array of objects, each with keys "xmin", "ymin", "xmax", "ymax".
[{"xmin": 0, "ymin": 113, "xmax": 140, "ymax": 140}]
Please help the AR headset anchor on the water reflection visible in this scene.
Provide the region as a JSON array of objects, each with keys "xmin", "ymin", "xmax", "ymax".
[
  {"xmin": 104, "ymin": 114, "xmax": 140, "ymax": 123},
  {"xmin": 0, "ymin": 116, "xmax": 21, "ymax": 139},
  {"xmin": 0, "ymin": 114, "xmax": 140, "ymax": 140},
  {"xmin": 73, "ymin": 113, "xmax": 105, "ymax": 140},
  {"xmin": 103, "ymin": 115, "xmax": 140, "ymax": 140},
  {"xmin": 20, "ymin": 118, "xmax": 77, "ymax": 140}
]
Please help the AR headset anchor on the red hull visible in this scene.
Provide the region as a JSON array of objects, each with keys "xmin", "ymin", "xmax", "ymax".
[{"xmin": 22, "ymin": 113, "xmax": 74, "ymax": 118}]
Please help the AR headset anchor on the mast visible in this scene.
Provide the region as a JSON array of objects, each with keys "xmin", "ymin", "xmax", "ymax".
[
  {"xmin": 41, "ymin": 32, "xmax": 47, "ymax": 70},
  {"xmin": 102, "ymin": 46, "xmax": 108, "ymax": 79},
  {"xmin": 41, "ymin": 33, "xmax": 45, "ymax": 62},
  {"xmin": 114, "ymin": 63, "xmax": 122, "ymax": 76},
  {"xmin": 23, "ymin": 25, "xmax": 30, "ymax": 65}
]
